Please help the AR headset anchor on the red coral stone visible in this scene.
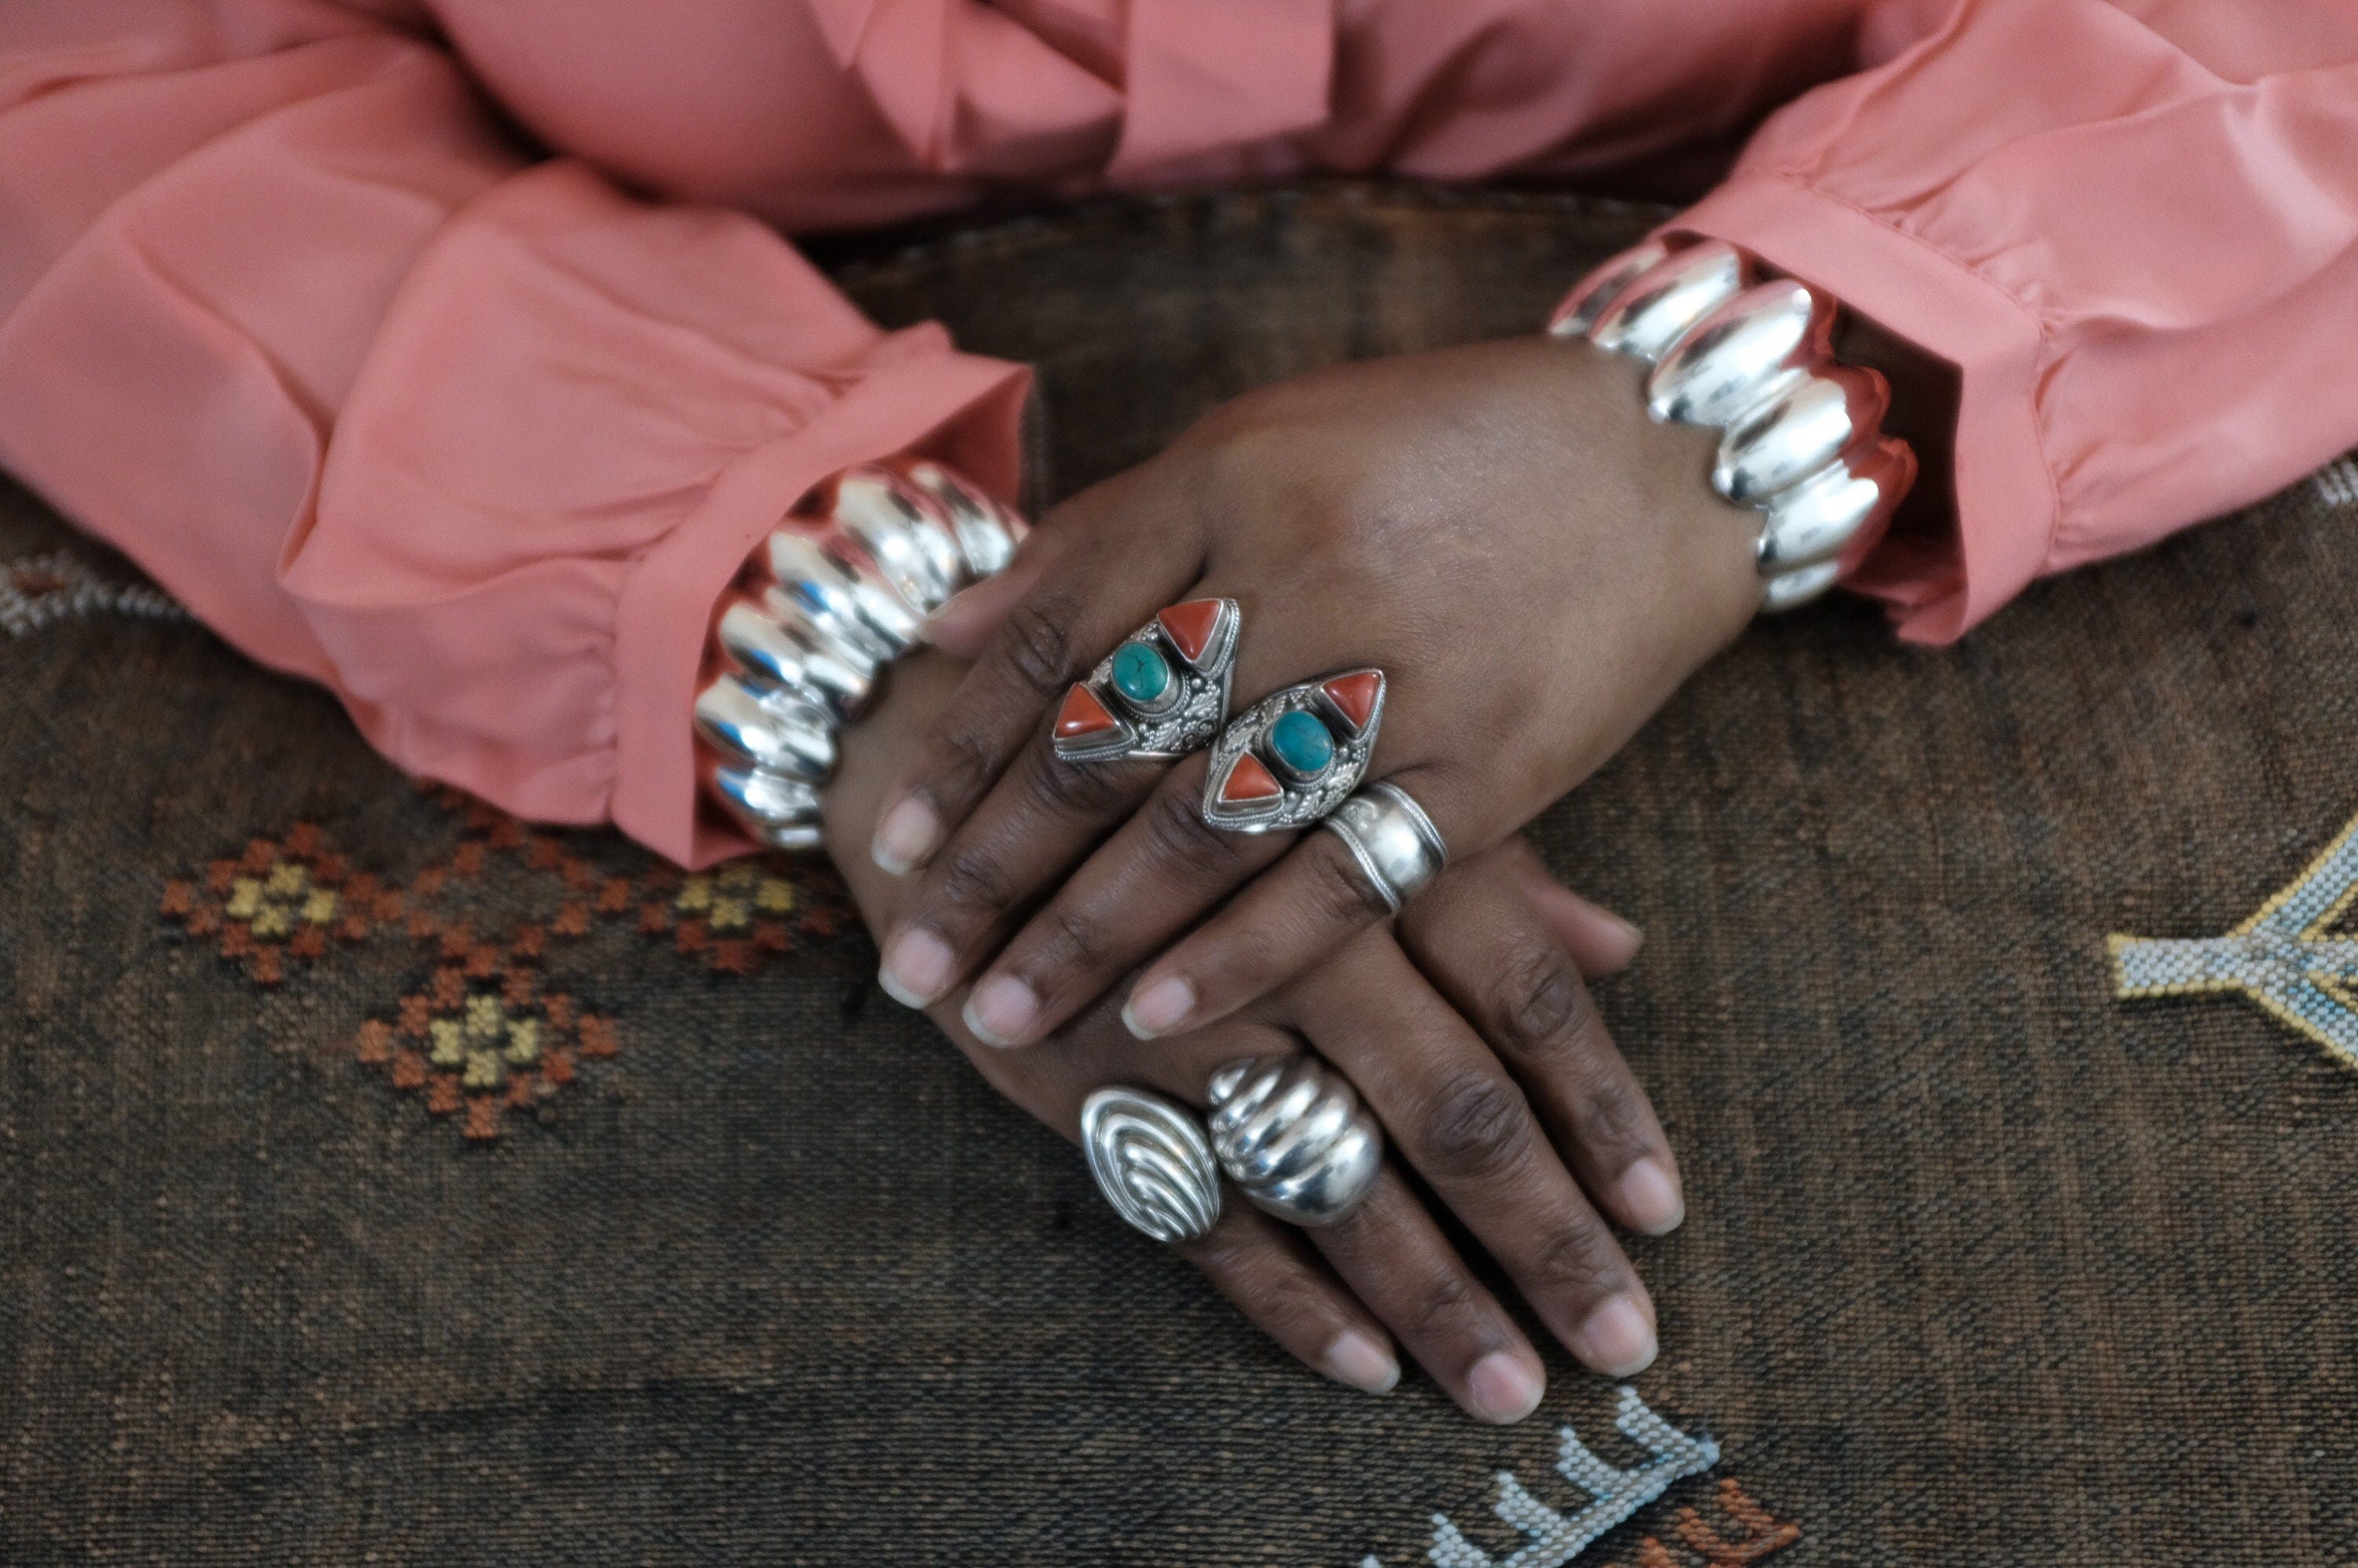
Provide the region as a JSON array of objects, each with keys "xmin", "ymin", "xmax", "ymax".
[
  {"xmin": 1320, "ymin": 671, "xmax": 1383, "ymax": 733},
  {"xmin": 1218, "ymin": 753, "xmax": 1284, "ymax": 804},
  {"xmin": 1055, "ymin": 683, "xmax": 1122, "ymax": 739},
  {"xmin": 1157, "ymin": 600, "xmax": 1225, "ymax": 664}
]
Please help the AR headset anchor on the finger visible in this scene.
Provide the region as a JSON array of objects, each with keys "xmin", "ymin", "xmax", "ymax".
[
  {"xmin": 920, "ymin": 514, "xmax": 1072, "ymax": 658},
  {"xmin": 874, "ymin": 734, "xmax": 1172, "ymax": 1016},
  {"xmin": 1306, "ymin": 1170, "xmax": 1551, "ymax": 1424},
  {"xmin": 957, "ymin": 756, "xmax": 1294, "ymax": 1047},
  {"xmin": 1508, "ymin": 850, "xmax": 1644, "ymax": 979},
  {"xmin": 1173, "ymin": 1203, "xmax": 1401, "ymax": 1395},
  {"xmin": 1120, "ymin": 758, "xmax": 1487, "ymax": 1038},
  {"xmin": 869, "ymin": 476, "xmax": 1200, "ymax": 876},
  {"xmin": 1288, "ymin": 934, "xmax": 1659, "ymax": 1379},
  {"xmin": 1402, "ymin": 841, "xmax": 1684, "ymax": 1236},
  {"xmin": 953, "ymin": 999, "xmax": 1401, "ymax": 1397}
]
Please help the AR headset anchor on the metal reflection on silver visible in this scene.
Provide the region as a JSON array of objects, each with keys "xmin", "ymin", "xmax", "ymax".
[
  {"xmin": 717, "ymin": 595, "xmax": 876, "ymax": 721},
  {"xmin": 1755, "ymin": 438, "xmax": 1915, "ymax": 575},
  {"xmin": 1586, "ymin": 241, "xmax": 1750, "ymax": 365},
  {"xmin": 831, "ymin": 468, "xmax": 964, "ymax": 614},
  {"xmin": 1548, "ymin": 238, "xmax": 1672, "ymax": 340},
  {"xmin": 1204, "ymin": 1056, "xmax": 1383, "ymax": 1227},
  {"xmin": 1322, "ymin": 780, "xmax": 1447, "ymax": 916},
  {"xmin": 1713, "ymin": 365, "xmax": 1892, "ymax": 505},
  {"xmin": 1645, "ymin": 278, "xmax": 1831, "ymax": 428},
  {"xmin": 692, "ymin": 674, "xmax": 835, "ymax": 784},
  {"xmin": 1081, "ymin": 1087, "xmax": 1222, "ymax": 1245},
  {"xmin": 905, "ymin": 460, "xmax": 1026, "ymax": 578}
]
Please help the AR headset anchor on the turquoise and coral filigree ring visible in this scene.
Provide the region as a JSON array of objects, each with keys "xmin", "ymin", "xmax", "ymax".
[
  {"xmin": 1052, "ymin": 598, "xmax": 1241, "ymax": 764},
  {"xmin": 1200, "ymin": 669, "xmax": 1385, "ymax": 833}
]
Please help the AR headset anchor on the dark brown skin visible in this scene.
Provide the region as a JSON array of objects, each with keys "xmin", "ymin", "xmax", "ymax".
[
  {"xmin": 869, "ymin": 335, "xmax": 1761, "ymax": 1052},
  {"xmin": 826, "ymin": 652, "xmax": 1684, "ymax": 1423}
]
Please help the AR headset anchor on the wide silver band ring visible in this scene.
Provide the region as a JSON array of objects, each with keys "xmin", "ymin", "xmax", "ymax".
[
  {"xmin": 1321, "ymin": 780, "xmax": 1448, "ymax": 916},
  {"xmin": 1080, "ymin": 1087, "xmax": 1222, "ymax": 1244},
  {"xmin": 1205, "ymin": 1056, "xmax": 1383, "ymax": 1227}
]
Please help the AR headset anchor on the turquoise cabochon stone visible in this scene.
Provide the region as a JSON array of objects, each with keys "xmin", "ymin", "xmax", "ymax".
[
  {"xmin": 1268, "ymin": 709, "xmax": 1335, "ymax": 777},
  {"xmin": 1111, "ymin": 641, "xmax": 1171, "ymax": 706}
]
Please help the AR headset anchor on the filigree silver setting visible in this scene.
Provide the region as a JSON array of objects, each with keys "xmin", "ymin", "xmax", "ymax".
[
  {"xmin": 1204, "ymin": 1056, "xmax": 1383, "ymax": 1227},
  {"xmin": 1081, "ymin": 1087, "xmax": 1223, "ymax": 1244},
  {"xmin": 1199, "ymin": 670, "xmax": 1386, "ymax": 834},
  {"xmin": 1052, "ymin": 598, "xmax": 1240, "ymax": 765}
]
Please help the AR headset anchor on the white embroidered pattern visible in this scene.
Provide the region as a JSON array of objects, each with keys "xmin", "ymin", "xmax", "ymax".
[
  {"xmin": 2315, "ymin": 457, "xmax": 2358, "ymax": 509},
  {"xmin": 2111, "ymin": 808, "xmax": 2358, "ymax": 1070},
  {"xmin": 1359, "ymin": 1387, "xmax": 1718, "ymax": 1568},
  {"xmin": 0, "ymin": 553, "xmax": 185, "ymax": 639}
]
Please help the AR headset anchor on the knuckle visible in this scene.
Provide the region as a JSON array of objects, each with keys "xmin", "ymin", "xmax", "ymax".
[
  {"xmin": 1488, "ymin": 943, "xmax": 1595, "ymax": 1062},
  {"xmin": 1306, "ymin": 837, "xmax": 1398, "ymax": 927},
  {"xmin": 1569, "ymin": 1066, "xmax": 1655, "ymax": 1156},
  {"xmin": 1416, "ymin": 1072, "xmax": 1537, "ymax": 1185},
  {"xmin": 997, "ymin": 595, "xmax": 1084, "ymax": 698},
  {"xmin": 1530, "ymin": 1211, "xmax": 1625, "ymax": 1298},
  {"xmin": 1410, "ymin": 1267, "xmax": 1482, "ymax": 1337},
  {"xmin": 1023, "ymin": 752, "xmax": 1132, "ymax": 819},
  {"xmin": 1037, "ymin": 905, "xmax": 1108, "ymax": 976},
  {"xmin": 934, "ymin": 845, "xmax": 1016, "ymax": 918},
  {"xmin": 922, "ymin": 726, "xmax": 1001, "ymax": 810},
  {"xmin": 1143, "ymin": 784, "xmax": 1245, "ymax": 875}
]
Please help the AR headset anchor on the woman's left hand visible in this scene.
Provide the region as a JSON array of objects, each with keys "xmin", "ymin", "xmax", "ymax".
[{"xmin": 870, "ymin": 334, "xmax": 1763, "ymax": 1046}]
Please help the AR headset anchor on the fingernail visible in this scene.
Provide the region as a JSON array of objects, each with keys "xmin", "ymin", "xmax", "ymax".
[
  {"xmin": 1579, "ymin": 1298, "xmax": 1658, "ymax": 1378},
  {"xmin": 1320, "ymin": 1331, "xmax": 1400, "ymax": 1395},
  {"xmin": 1603, "ymin": 910, "xmax": 1645, "ymax": 958},
  {"xmin": 1465, "ymin": 1351, "xmax": 1544, "ymax": 1424},
  {"xmin": 878, "ymin": 928, "xmax": 955, "ymax": 1008},
  {"xmin": 1616, "ymin": 1157, "xmax": 1685, "ymax": 1236},
  {"xmin": 1122, "ymin": 975, "xmax": 1196, "ymax": 1039},
  {"xmin": 871, "ymin": 796, "xmax": 941, "ymax": 876},
  {"xmin": 964, "ymin": 975, "xmax": 1040, "ymax": 1048}
]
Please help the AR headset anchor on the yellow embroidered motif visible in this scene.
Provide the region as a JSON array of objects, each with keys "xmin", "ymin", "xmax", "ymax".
[{"xmin": 2111, "ymin": 808, "xmax": 2358, "ymax": 1070}]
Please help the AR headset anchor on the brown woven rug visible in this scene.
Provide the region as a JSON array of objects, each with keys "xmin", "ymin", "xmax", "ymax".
[{"xmin": 4, "ymin": 185, "xmax": 2356, "ymax": 1566}]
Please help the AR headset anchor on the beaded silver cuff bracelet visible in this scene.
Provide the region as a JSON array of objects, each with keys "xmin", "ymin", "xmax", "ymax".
[
  {"xmin": 693, "ymin": 460, "xmax": 1026, "ymax": 850},
  {"xmin": 1551, "ymin": 237, "xmax": 1916, "ymax": 611}
]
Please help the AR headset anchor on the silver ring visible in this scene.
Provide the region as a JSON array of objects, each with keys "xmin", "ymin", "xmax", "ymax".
[
  {"xmin": 1200, "ymin": 669, "xmax": 1386, "ymax": 832},
  {"xmin": 1081, "ymin": 1087, "xmax": 1222, "ymax": 1244},
  {"xmin": 1321, "ymin": 780, "xmax": 1446, "ymax": 916},
  {"xmin": 1205, "ymin": 1056, "xmax": 1383, "ymax": 1227},
  {"xmin": 1054, "ymin": 598, "xmax": 1240, "ymax": 765}
]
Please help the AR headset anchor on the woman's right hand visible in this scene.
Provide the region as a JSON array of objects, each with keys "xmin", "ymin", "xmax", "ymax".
[{"xmin": 824, "ymin": 652, "xmax": 1684, "ymax": 1421}]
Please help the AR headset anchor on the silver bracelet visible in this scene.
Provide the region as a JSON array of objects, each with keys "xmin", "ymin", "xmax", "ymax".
[
  {"xmin": 694, "ymin": 460, "xmax": 1026, "ymax": 850},
  {"xmin": 1551, "ymin": 237, "xmax": 1916, "ymax": 611}
]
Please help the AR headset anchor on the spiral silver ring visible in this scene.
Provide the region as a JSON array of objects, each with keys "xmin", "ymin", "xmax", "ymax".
[
  {"xmin": 1205, "ymin": 1056, "xmax": 1383, "ymax": 1227},
  {"xmin": 1080, "ymin": 1087, "xmax": 1222, "ymax": 1244},
  {"xmin": 1322, "ymin": 780, "xmax": 1447, "ymax": 916}
]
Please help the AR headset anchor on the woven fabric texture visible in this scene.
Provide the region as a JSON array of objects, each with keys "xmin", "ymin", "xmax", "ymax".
[{"xmin": 3, "ymin": 186, "xmax": 2355, "ymax": 1566}]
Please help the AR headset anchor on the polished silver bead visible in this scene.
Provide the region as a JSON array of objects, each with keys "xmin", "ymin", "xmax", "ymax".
[
  {"xmin": 1587, "ymin": 240, "xmax": 1750, "ymax": 365},
  {"xmin": 1204, "ymin": 1056, "xmax": 1383, "ymax": 1227},
  {"xmin": 1756, "ymin": 436, "xmax": 1915, "ymax": 574},
  {"xmin": 703, "ymin": 758, "xmax": 823, "ymax": 832},
  {"xmin": 1760, "ymin": 560, "xmax": 1844, "ymax": 612},
  {"xmin": 747, "ymin": 818, "xmax": 826, "ymax": 852},
  {"xmin": 692, "ymin": 673, "xmax": 836, "ymax": 783},
  {"xmin": 716, "ymin": 595, "xmax": 876, "ymax": 721},
  {"xmin": 1322, "ymin": 780, "xmax": 1447, "ymax": 916},
  {"xmin": 1081, "ymin": 1087, "xmax": 1222, "ymax": 1244},
  {"xmin": 830, "ymin": 467, "xmax": 966, "ymax": 614},
  {"xmin": 1645, "ymin": 278, "xmax": 1831, "ymax": 428},
  {"xmin": 1548, "ymin": 238, "xmax": 1673, "ymax": 339},
  {"xmin": 1713, "ymin": 364, "xmax": 1893, "ymax": 505},
  {"xmin": 904, "ymin": 460, "xmax": 1025, "ymax": 578},
  {"xmin": 758, "ymin": 529, "xmax": 913, "ymax": 660}
]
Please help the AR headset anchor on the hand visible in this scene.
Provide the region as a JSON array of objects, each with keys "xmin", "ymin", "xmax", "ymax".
[
  {"xmin": 865, "ymin": 334, "xmax": 1761, "ymax": 1050},
  {"xmin": 825, "ymin": 651, "xmax": 1686, "ymax": 1422}
]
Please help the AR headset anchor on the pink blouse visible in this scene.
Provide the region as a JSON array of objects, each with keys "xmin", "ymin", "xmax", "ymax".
[{"xmin": 2, "ymin": 1, "xmax": 2353, "ymax": 865}]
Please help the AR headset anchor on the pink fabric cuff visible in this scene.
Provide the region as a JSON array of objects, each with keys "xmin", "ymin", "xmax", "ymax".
[
  {"xmin": 1672, "ymin": 171, "xmax": 2054, "ymax": 644},
  {"xmin": 612, "ymin": 347, "xmax": 1030, "ymax": 868}
]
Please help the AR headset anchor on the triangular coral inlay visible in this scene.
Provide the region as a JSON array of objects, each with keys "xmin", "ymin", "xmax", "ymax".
[
  {"xmin": 1320, "ymin": 671, "xmax": 1383, "ymax": 733},
  {"xmin": 1055, "ymin": 684, "xmax": 1122, "ymax": 740},
  {"xmin": 1157, "ymin": 600, "xmax": 1225, "ymax": 665},
  {"xmin": 1218, "ymin": 753, "xmax": 1284, "ymax": 804}
]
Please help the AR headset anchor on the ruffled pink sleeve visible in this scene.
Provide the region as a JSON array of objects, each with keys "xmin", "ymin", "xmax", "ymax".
[
  {"xmin": 1675, "ymin": 0, "xmax": 2358, "ymax": 642},
  {"xmin": 0, "ymin": 1, "xmax": 1027, "ymax": 865}
]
